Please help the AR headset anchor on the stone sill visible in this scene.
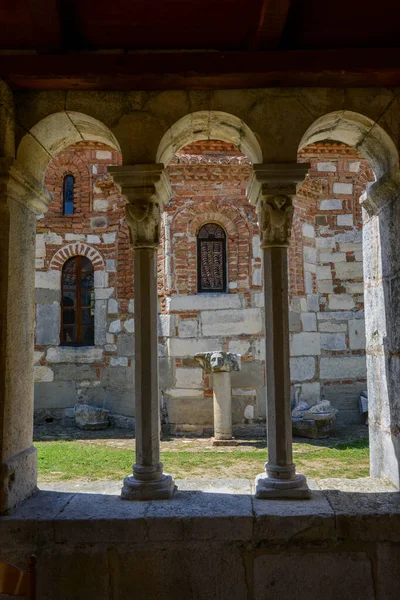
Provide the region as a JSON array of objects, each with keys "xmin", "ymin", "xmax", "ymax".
[{"xmin": 1, "ymin": 479, "xmax": 399, "ymax": 546}]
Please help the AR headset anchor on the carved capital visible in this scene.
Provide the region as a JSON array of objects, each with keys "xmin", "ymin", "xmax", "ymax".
[
  {"xmin": 247, "ymin": 163, "xmax": 309, "ymax": 247},
  {"xmin": 109, "ymin": 164, "xmax": 172, "ymax": 248},
  {"xmin": 195, "ymin": 351, "xmax": 241, "ymax": 373},
  {"xmin": 0, "ymin": 158, "xmax": 51, "ymax": 214}
]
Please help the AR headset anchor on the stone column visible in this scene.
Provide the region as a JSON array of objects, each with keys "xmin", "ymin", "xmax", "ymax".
[
  {"xmin": 247, "ymin": 164, "xmax": 311, "ymax": 499},
  {"xmin": 0, "ymin": 158, "xmax": 50, "ymax": 513},
  {"xmin": 195, "ymin": 351, "xmax": 240, "ymax": 445},
  {"xmin": 109, "ymin": 164, "xmax": 176, "ymax": 500}
]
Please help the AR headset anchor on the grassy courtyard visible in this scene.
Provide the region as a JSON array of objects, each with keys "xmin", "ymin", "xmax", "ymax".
[{"xmin": 35, "ymin": 434, "xmax": 369, "ymax": 483}]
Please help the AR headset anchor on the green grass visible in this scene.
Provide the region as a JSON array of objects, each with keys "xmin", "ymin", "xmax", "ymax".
[{"xmin": 36, "ymin": 438, "xmax": 369, "ymax": 482}]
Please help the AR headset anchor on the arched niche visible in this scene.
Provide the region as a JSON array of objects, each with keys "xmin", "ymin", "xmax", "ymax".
[
  {"xmin": 156, "ymin": 111, "xmax": 263, "ymax": 167},
  {"xmin": 17, "ymin": 111, "xmax": 121, "ymax": 185},
  {"xmin": 298, "ymin": 110, "xmax": 398, "ymax": 180}
]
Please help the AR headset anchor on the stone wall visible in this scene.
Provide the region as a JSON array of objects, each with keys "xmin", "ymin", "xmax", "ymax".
[{"xmin": 34, "ymin": 140, "xmax": 372, "ymax": 429}]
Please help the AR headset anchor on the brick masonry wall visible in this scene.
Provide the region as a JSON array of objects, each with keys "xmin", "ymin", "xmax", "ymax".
[{"xmin": 34, "ymin": 139, "xmax": 373, "ymax": 429}]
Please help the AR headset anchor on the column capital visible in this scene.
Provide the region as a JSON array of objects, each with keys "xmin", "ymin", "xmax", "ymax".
[
  {"xmin": 109, "ymin": 164, "xmax": 172, "ymax": 248},
  {"xmin": 195, "ymin": 351, "xmax": 241, "ymax": 373},
  {"xmin": 247, "ymin": 163, "xmax": 309, "ymax": 248},
  {"xmin": 0, "ymin": 158, "xmax": 51, "ymax": 215},
  {"xmin": 360, "ymin": 169, "xmax": 400, "ymax": 216}
]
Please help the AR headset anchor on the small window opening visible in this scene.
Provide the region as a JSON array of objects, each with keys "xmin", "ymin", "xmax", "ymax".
[
  {"xmin": 63, "ymin": 174, "xmax": 75, "ymax": 215},
  {"xmin": 197, "ymin": 223, "xmax": 227, "ymax": 293},
  {"xmin": 61, "ymin": 256, "xmax": 95, "ymax": 346}
]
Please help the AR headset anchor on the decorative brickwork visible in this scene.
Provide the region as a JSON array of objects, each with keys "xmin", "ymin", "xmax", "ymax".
[{"xmin": 50, "ymin": 243, "xmax": 105, "ymax": 271}]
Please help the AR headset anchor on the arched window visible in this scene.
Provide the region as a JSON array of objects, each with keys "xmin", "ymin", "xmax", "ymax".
[
  {"xmin": 63, "ymin": 174, "xmax": 75, "ymax": 215},
  {"xmin": 197, "ymin": 223, "xmax": 227, "ymax": 293},
  {"xmin": 61, "ymin": 256, "xmax": 95, "ymax": 346}
]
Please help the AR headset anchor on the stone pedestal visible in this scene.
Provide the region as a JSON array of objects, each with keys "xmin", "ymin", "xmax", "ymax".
[
  {"xmin": 0, "ymin": 158, "xmax": 50, "ymax": 513},
  {"xmin": 248, "ymin": 163, "xmax": 311, "ymax": 499},
  {"xmin": 195, "ymin": 351, "xmax": 241, "ymax": 445},
  {"xmin": 110, "ymin": 165, "xmax": 176, "ymax": 500}
]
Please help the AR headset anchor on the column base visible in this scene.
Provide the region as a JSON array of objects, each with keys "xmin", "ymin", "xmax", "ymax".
[
  {"xmin": 255, "ymin": 472, "xmax": 311, "ymax": 499},
  {"xmin": 212, "ymin": 438, "xmax": 239, "ymax": 447},
  {"xmin": 121, "ymin": 474, "xmax": 177, "ymax": 501},
  {"xmin": 0, "ymin": 446, "xmax": 38, "ymax": 514}
]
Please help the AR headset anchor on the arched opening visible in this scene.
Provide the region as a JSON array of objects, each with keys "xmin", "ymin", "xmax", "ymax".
[{"xmin": 62, "ymin": 174, "xmax": 75, "ymax": 215}]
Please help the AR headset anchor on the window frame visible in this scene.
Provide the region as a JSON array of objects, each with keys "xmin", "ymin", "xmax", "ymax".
[
  {"xmin": 62, "ymin": 173, "xmax": 75, "ymax": 215},
  {"xmin": 60, "ymin": 255, "xmax": 95, "ymax": 347},
  {"xmin": 197, "ymin": 222, "xmax": 228, "ymax": 294}
]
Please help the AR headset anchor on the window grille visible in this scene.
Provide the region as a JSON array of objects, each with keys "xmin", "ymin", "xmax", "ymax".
[
  {"xmin": 61, "ymin": 256, "xmax": 95, "ymax": 345},
  {"xmin": 197, "ymin": 223, "xmax": 227, "ymax": 293},
  {"xmin": 63, "ymin": 174, "xmax": 75, "ymax": 215}
]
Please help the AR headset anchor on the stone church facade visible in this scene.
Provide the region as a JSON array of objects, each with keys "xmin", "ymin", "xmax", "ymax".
[{"xmin": 34, "ymin": 139, "xmax": 371, "ymax": 431}]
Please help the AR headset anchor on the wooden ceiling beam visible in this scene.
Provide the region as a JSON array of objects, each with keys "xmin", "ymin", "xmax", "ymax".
[
  {"xmin": 28, "ymin": 0, "xmax": 63, "ymax": 52},
  {"xmin": 2, "ymin": 48, "xmax": 400, "ymax": 90},
  {"xmin": 249, "ymin": 0, "xmax": 292, "ymax": 50}
]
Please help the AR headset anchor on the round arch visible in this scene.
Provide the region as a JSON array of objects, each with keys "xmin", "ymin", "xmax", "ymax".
[
  {"xmin": 17, "ymin": 111, "xmax": 121, "ymax": 185},
  {"xmin": 156, "ymin": 111, "xmax": 263, "ymax": 166},
  {"xmin": 298, "ymin": 110, "xmax": 398, "ymax": 179}
]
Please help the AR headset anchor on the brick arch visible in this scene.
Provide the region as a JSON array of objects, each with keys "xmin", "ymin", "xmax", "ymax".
[
  {"xmin": 50, "ymin": 243, "xmax": 105, "ymax": 273},
  {"xmin": 45, "ymin": 152, "xmax": 92, "ymax": 215},
  {"xmin": 169, "ymin": 201, "xmax": 252, "ymax": 294}
]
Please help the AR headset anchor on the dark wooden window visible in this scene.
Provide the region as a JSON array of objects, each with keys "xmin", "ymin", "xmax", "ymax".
[
  {"xmin": 61, "ymin": 256, "xmax": 95, "ymax": 346},
  {"xmin": 197, "ymin": 223, "xmax": 227, "ymax": 293},
  {"xmin": 63, "ymin": 174, "xmax": 75, "ymax": 215}
]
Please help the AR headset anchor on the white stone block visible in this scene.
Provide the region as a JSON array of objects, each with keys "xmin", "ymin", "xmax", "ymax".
[
  {"xmin": 158, "ymin": 314, "xmax": 175, "ymax": 337},
  {"xmin": 201, "ymin": 308, "xmax": 262, "ymax": 336},
  {"xmin": 164, "ymin": 388, "xmax": 204, "ymax": 398},
  {"xmin": 318, "ymin": 321, "xmax": 347, "ymax": 333},
  {"xmin": 301, "ymin": 312, "xmax": 317, "ymax": 331},
  {"xmin": 102, "ymin": 232, "xmax": 117, "ymax": 244},
  {"xmin": 44, "ymin": 232, "xmax": 63, "ymax": 245},
  {"xmin": 302, "ymin": 223, "xmax": 315, "ymax": 238},
  {"xmin": 178, "ymin": 319, "xmax": 198, "ymax": 338},
  {"xmin": 318, "ymin": 310, "xmax": 364, "ymax": 321},
  {"xmin": 65, "ymin": 233, "xmax": 85, "ymax": 241},
  {"xmin": 106, "ymin": 333, "xmax": 114, "ymax": 343},
  {"xmin": 349, "ymin": 319, "xmax": 366, "ymax": 350},
  {"xmin": 111, "ymin": 357, "xmax": 128, "ymax": 367},
  {"xmin": 252, "ymin": 292, "xmax": 264, "ymax": 308},
  {"xmin": 228, "ymin": 282, "xmax": 238, "ymax": 290},
  {"xmin": 319, "ymin": 252, "xmax": 346, "ymax": 263},
  {"xmin": 228, "ymin": 339, "xmax": 250, "ymax": 356},
  {"xmin": 34, "ymin": 366, "xmax": 54, "ymax": 382},
  {"xmin": 317, "ymin": 280, "xmax": 334, "ymax": 293},
  {"xmin": 320, "ymin": 333, "xmax": 347, "ymax": 351},
  {"xmin": 93, "ymin": 199, "xmax": 109, "ymax": 212},
  {"xmin": 291, "ymin": 332, "xmax": 320, "ymax": 356},
  {"xmin": 252, "ymin": 235, "xmax": 261, "ymax": 259},
  {"xmin": 128, "ymin": 299, "xmax": 134, "ymax": 313},
  {"xmin": 167, "ymin": 294, "xmax": 241, "ymax": 312},
  {"xmin": 46, "ymin": 347, "xmax": 104, "ymax": 364},
  {"xmin": 349, "ymin": 161, "xmax": 361, "ymax": 172},
  {"xmin": 96, "ymin": 150, "xmax": 112, "ymax": 160},
  {"xmin": 35, "ymin": 270, "xmax": 60, "ymax": 290},
  {"xmin": 328, "ymin": 294, "xmax": 355, "ymax": 310},
  {"xmin": 346, "ymin": 282, "xmax": 364, "ymax": 294},
  {"xmin": 316, "ymin": 237, "xmax": 336, "ymax": 249},
  {"xmin": 168, "ymin": 338, "xmax": 222, "ymax": 358},
  {"xmin": 105, "ymin": 344, "xmax": 117, "ymax": 352},
  {"xmin": 337, "ymin": 214, "xmax": 354, "ymax": 226},
  {"xmin": 233, "ymin": 389, "xmax": 257, "ymax": 396},
  {"xmin": 108, "ymin": 298, "xmax": 118, "ymax": 314},
  {"xmin": 316, "ymin": 162, "xmax": 337, "ymax": 172},
  {"xmin": 252, "ymin": 267, "xmax": 262, "ymax": 286},
  {"xmin": 106, "ymin": 259, "xmax": 116, "ymax": 272},
  {"xmin": 109, "ymin": 319, "xmax": 121, "ymax": 333},
  {"xmin": 303, "ymin": 247, "xmax": 316, "ymax": 264},
  {"xmin": 319, "ymin": 199, "xmax": 342, "ymax": 211},
  {"xmin": 333, "ymin": 182, "xmax": 353, "ymax": 194},
  {"xmin": 87, "ymin": 235, "xmax": 101, "ymax": 244},
  {"xmin": 94, "ymin": 271, "xmax": 108, "ymax": 288},
  {"xmin": 34, "ymin": 351, "xmax": 44, "ymax": 365},
  {"xmin": 95, "ymin": 287, "xmax": 114, "ymax": 300},
  {"xmin": 290, "ymin": 357, "xmax": 316, "ymax": 381},
  {"xmin": 300, "ymin": 382, "xmax": 321, "ymax": 404},
  {"xmin": 304, "ymin": 262, "xmax": 316, "ymax": 274},
  {"xmin": 175, "ymin": 367, "xmax": 203, "ymax": 389},
  {"xmin": 335, "ymin": 262, "xmax": 364, "ymax": 280},
  {"xmin": 316, "ymin": 266, "xmax": 332, "ymax": 280},
  {"xmin": 35, "ymin": 259, "xmax": 44, "ymax": 268},
  {"xmin": 124, "ymin": 318, "xmax": 135, "ymax": 333},
  {"xmin": 304, "ymin": 271, "xmax": 313, "ymax": 294},
  {"xmin": 320, "ymin": 356, "xmax": 366, "ymax": 379}
]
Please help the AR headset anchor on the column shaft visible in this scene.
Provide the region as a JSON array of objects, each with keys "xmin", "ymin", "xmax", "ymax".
[{"xmin": 212, "ymin": 372, "xmax": 232, "ymax": 440}]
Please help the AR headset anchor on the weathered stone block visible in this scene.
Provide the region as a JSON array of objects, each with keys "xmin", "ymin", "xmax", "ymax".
[
  {"xmin": 167, "ymin": 293, "xmax": 241, "ymax": 311},
  {"xmin": 301, "ymin": 312, "xmax": 317, "ymax": 331},
  {"xmin": 319, "ymin": 199, "xmax": 342, "ymax": 210},
  {"xmin": 335, "ymin": 262, "xmax": 364, "ymax": 279},
  {"xmin": 320, "ymin": 356, "xmax": 366, "ymax": 380},
  {"xmin": 201, "ymin": 308, "xmax": 262, "ymax": 336},
  {"xmin": 36, "ymin": 303, "xmax": 60, "ymax": 345},
  {"xmin": 349, "ymin": 319, "xmax": 366, "ymax": 350},
  {"xmin": 159, "ymin": 314, "xmax": 175, "ymax": 337},
  {"xmin": 290, "ymin": 357, "xmax": 315, "ymax": 381},
  {"xmin": 168, "ymin": 338, "xmax": 222, "ymax": 357},
  {"xmin": 316, "ymin": 162, "xmax": 337, "ymax": 172},
  {"xmin": 124, "ymin": 318, "xmax": 134, "ymax": 333},
  {"xmin": 302, "ymin": 223, "xmax": 315, "ymax": 238},
  {"xmin": 333, "ymin": 182, "xmax": 353, "ymax": 194},
  {"xmin": 230, "ymin": 362, "xmax": 265, "ymax": 389},
  {"xmin": 316, "ymin": 266, "xmax": 332, "ymax": 280},
  {"xmin": 35, "ymin": 270, "xmax": 60, "ymax": 290},
  {"xmin": 320, "ymin": 333, "xmax": 347, "ymax": 350},
  {"xmin": 291, "ymin": 332, "xmax": 320, "ymax": 356},
  {"xmin": 175, "ymin": 367, "xmax": 203, "ymax": 389},
  {"xmin": 111, "ymin": 357, "xmax": 128, "ymax": 367},
  {"xmin": 337, "ymin": 214, "xmax": 354, "ymax": 226},
  {"xmin": 318, "ymin": 321, "xmax": 347, "ymax": 333},
  {"xmin": 46, "ymin": 347, "xmax": 104, "ymax": 364},
  {"xmin": 35, "ymin": 381, "xmax": 76, "ymax": 408},
  {"xmin": 94, "ymin": 299, "xmax": 107, "ymax": 345},
  {"xmin": 117, "ymin": 334, "xmax": 134, "ymax": 357},
  {"xmin": 328, "ymin": 294, "xmax": 355, "ymax": 310},
  {"xmin": 53, "ymin": 364, "xmax": 96, "ymax": 381},
  {"xmin": 34, "ymin": 366, "xmax": 54, "ymax": 383},
  {"xmin": 75, "ymin": 404, "xmax": 109, "ymax": 430},
  {"xmin": 34, "ymin": 288, "xmax": 60, "ymax": 304}
]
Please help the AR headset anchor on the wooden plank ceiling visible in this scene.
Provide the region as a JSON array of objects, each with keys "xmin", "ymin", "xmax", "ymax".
[{"xmin": 1, "ymin": 0, "xmax": 400, "ymax": 89}]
